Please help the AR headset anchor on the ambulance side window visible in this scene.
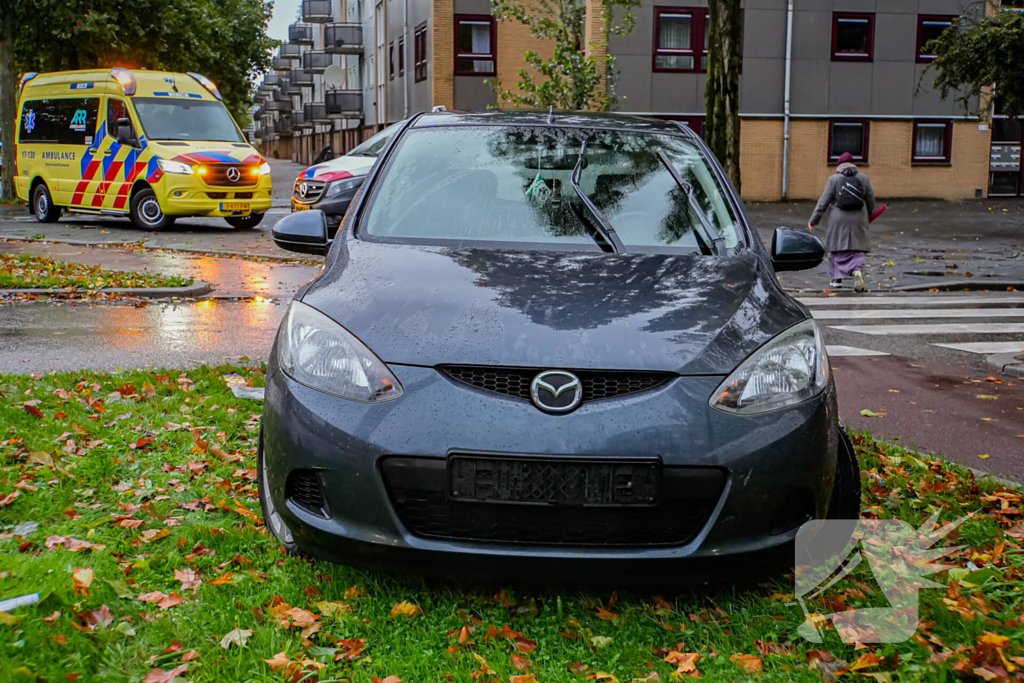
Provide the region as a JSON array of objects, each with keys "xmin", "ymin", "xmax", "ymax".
[
  {"xmin": 19, "ymin": 98, "xmax": 99, "ymax": 145},
  {"xmin": 107, "ymin": 99, "xmax": 129, "ymax": 138}
]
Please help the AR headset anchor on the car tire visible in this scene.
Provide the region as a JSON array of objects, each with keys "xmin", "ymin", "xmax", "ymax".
[
  {"xmin": 32, "ymin": 184, "xmax": 61, "ymax": 223},
  {"xmin": 225, "ymin": 214, "xmax": 265, "ymax": 230},
  {"xmin": 129, "ymin": 188, "xmax": 176, "ymax": 231},
  {"xmin": 827, "ymin": 426, "xmax": 862, "ymax": 520},
  {"xmin": 257, "ymin": 427, "xmax": 301, "ymax": 554}
]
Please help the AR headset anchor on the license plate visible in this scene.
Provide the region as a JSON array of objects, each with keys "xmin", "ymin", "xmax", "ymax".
[
  {"xmin": 220, "ymin": 202, "xmax": 249, "ymax": 212},
  {"xmin": 448, "ymin": 455, "xmax": 660, "ymax": 506},
  {"xmin": 292, "ymin": 202, "xmax": 310, "ymax": 211}
]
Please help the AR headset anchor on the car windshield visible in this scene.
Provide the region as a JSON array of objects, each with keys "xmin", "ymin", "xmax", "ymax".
[
  {"xmin": 132, "ymin": 98, "xmax": 244, "ymax": 142},
  {"xmin": 349, "ymin": 123, "xmax": 401, "ymax": 157},
  {"xmin": 360, "ymin": 125, "xmax": 741, "ymax": 252}
]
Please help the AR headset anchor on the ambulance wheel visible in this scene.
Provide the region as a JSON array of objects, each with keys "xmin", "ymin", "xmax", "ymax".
[
  {"xmin": 130, "ymin": 188, "xmax": 176, "ymax": 231},
  {"xmin": 32, "ymin": 185, "xmax": 61, "ymax": 223},
  {"xmin": 225, "ymin": 214, "xmax": 265, "ymax": 230}
]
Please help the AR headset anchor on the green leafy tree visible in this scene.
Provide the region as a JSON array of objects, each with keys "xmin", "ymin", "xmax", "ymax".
[
  {"xmin": 927, "ymin": 3, "xmax": 1024, "ymax": 118},
  {"xmin": 489, "ymin": 0, "xmax": 640, "ymax": 111},
  {"xmin": 0, "ymin": 0, "xmax": 276, "ymax": 200},
  {"xmin": 704, "ymin": 0, "xmax": 742, "ymax": 194}
]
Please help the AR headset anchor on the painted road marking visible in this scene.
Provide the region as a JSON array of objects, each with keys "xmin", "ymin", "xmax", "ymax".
[
  {"xmin": 798, "ymin": 295, "xmax": 1024, "ymax": 307},
  {"xmin": 831, "ymin": 323, "xmax": 1024, "ymax": 335},
  {"xmin": 826, "ymin": 345, "xmax": 891, "ymax": 357},
  {"xmin": 933, "ymin": 341, "xmax": 1024, "ymax": 354},
  {"xmin": 812, "ymin": 308, "xmax": 1024, "ymax": 320}
]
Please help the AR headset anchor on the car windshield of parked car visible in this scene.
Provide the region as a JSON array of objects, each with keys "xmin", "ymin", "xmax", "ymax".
[
  {"xmin": 132, "ymin": 98, "xmax": 244, "ymax": 142},
  {"xmin": 349, "ymin": 122, "xmax": 401, "ymax": 157},
  {"xmin": 360, "ymin": 125, "xmax": 740, "ymax": 252}
]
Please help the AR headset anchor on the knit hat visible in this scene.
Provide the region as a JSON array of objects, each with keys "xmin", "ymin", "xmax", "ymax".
[{"xmin": 837, "ymin": 152, "xmax": 855, "ymax": 165}]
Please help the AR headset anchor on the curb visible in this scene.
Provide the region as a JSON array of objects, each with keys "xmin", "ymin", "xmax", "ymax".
[
  {"xmin": 0, "ymin": 235, "xmax": 320, "ymax": 263},
  {"xmin": 891, "ymin": 279, "xmax": 1024, "ymax": 292},
  {"xmin": 0, "ymin": 281, "xmax": 213, "ymax": 299},
  {"xmin": 987, "ymin": 351, "xmax": 1024, "ymax": 379}
]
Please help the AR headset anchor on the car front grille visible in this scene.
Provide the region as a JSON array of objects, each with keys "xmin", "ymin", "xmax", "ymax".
[
  {"xmin": 203, "ymin": 163, "xmax": 259, "ymax": 187},
  {"xmin": 381, "ymin": 457, "xmax": 725, "ymax": 548},
  {"xmin": 293, "ymin": 179, "xmax": 326, "ymax": 203},
  {"xmin": 286, "ymin": 470, "xmax": 328, "ymax": 517},
  {"xmin": 440, "ymin": 366, "xmax": 673, "ymax": 404}
]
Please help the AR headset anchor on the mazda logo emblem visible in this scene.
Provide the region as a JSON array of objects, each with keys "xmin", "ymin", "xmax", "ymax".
[
  {"xmin": 226, "ymin": 167, "xmax": 241, "ymax": 182},
  {"xmin": 530, "ymin": 370, "xmax": 582, "ymax": 413}
]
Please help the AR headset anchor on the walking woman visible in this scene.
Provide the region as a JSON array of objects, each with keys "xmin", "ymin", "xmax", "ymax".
[{"xmin": 808, "ymin": 152, "xmax": 876, "ymax": 292}]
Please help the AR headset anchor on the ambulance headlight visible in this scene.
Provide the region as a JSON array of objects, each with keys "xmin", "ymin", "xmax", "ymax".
[{"xmin": 157, "ymin": 159, "xmax": 194, "ymax": 175}]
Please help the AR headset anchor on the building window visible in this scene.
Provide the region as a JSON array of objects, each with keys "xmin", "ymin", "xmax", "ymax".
[
  {"xmin": 912, "ymin": 120, "xmax": 953, "ymax": 163},
  {"xmin": 653, "ymin": 7, "xmax": 708, "ymax": 72},
  {"xmin": 829, "ymin": 119, "xmax": 870, "ymax": 163},
  {"xmin": 832, "ymin": 13, "xmax": 874, "ymax": 61},
  {"xmin": 389, "ymin": 42, "xmax": 394, "ymax": 80},
  {"xmin": 917, "ymin": 15, "xmax": 955, "ymax": 62},
  {"xmin": 398, "ymin": 37, "xmax": 405, "ymax": 76},
  {"xmin": 455, "ymin": 15, "xmax": 496, "ymax": 76},
  {"xmin": 414, "ymin": 23, "xmax": 428, "ymax": 82}
]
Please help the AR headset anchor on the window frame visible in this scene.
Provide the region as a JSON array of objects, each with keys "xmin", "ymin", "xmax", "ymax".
[
  {"xmin": 389, "ymin": 41, "xmax": 395, "ymax": 80},
  {"xmin": 414, "ymin": 22, "xmax": 428, "ymax": 82},
  {"xmin": 911, "ymin": 119, "xmax": 953, "ymax": 164},
  {"xmin": 828, "ymin": 118, "xmax": 871, "ymax": 164},
  {"xmin": 916, "ymin": 14, "xmax": 956, "ymax": 63},
  {"xmin": 398, "ymin": 36, "xmax": 405, "ymax": 77},
  {"xmin": 454, "ymin": 14, "xmax": 497, "ymax": 77},
  {"xmin": 831, "ymin": 12, "xmax": 875, "ymax": 62},
  {"xmin": 652, "ymin": 6, "xmax": 708, "ymax": 74}
]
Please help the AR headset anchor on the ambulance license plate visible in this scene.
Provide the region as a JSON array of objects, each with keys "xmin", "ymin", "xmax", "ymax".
[{"xmin": 221, "ymin": 202, "xmax": 249, "ymax": 212}]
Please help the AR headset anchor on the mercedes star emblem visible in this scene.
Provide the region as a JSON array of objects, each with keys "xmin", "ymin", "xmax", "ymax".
[
  {"xmin": 530, "ymin": 370, "xmax": 582, "ymax": 413},
  {"xmin": 299, "ymin": 182, "xmax": 308, "ymax": 197},
  {"xmin": 226, "ymin": 167, "xmax": 241, "ymax": 182}
]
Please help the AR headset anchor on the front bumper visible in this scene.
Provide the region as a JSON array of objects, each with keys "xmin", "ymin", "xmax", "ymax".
[
  {"xmin": 157, "ymin": 175, "xmax": 272, "ymax": 217},
  {"xmin": 261, "ymin": 363, "xmax": 839, "ymax": 583}
]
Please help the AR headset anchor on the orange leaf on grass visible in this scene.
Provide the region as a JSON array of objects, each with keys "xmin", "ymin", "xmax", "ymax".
[
  {"xmin": 390, "ymin": 601, "xmax": 422, "ymax": 618},
  {"xmin": 372, "ymin": 677, "xmax": 402, "ymax": 683},
  {"xmin": 24, "ymin": 404, "xmax": 45, "ymax": 419},
  {"xmin": 72, "ymin": 567, "xmax": 94, "ymax": 595},
  {"xmin": 664, "ymin": 651, "xmax": 700, "ymax": 676},
  {"xmin": 510, "ymin": 676, "xmax": 539, "ymax": 683},
  {"xmin": 157, "ymin": 593, "xmax": 183, "ymax": 610},
  {"xmin": 848, "ymin": 652, "xmax": 883, "ymax": 671},
  {"xmin": 595, "ymin": 607, "xmax": 618, "ymax": 621},
  {"xmin": 143, "ymin": 664, "xmax": 188, "ymax": 683},
  {"xmin": 514, "ymin": 637, "xmax": 538, "ymax": 653},
  {"xmin": 174, "ymin": 568, "xmax": 202, "ymax": 592},
  {"xmin": 511, "ymin": 653, "xmax": 533, "ymax": 670},
  {"xmin": 130, "ymin": 437, "xmax": 154, "ymax": 450},
  {"xmin": 210, "ymin": 572, "xmax": 235, "ymax": 586},
  {"xmin": 731, "ymin": 654, "xmax": 763, "ymax": 673}
]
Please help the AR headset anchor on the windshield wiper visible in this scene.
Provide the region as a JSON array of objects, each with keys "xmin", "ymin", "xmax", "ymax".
[
  {"xmin": 657, "ymin": 150, "xmax": 726, "ymax": 256},
  {"xmin": 571, "ymin": 140, "xmax": 624, "ymax": 254}
]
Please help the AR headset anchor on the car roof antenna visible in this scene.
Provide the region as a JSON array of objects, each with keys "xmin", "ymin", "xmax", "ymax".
[{"xmin": 548, "ymin": 105, "xmax": 554, "ymax": 124}]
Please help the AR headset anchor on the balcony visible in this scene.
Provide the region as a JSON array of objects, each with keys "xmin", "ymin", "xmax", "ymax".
[
  {"xmin": 289, "ymin": 23, "xmax": 314, "ymax": 44},
  {"xmin": 258, "ymin": 73, "xmax": 280, "ymax": 92},
  {"xmin": 253, "ymin": 92, "xmax": 266, "ymax": 104},
  {"xmin": 304, "ymin": 102, "xmax": 331, "ymax": 124},
  {"xmin": 280, "ymin": 43, "xmax": 303, "ymax": 60},
  {"xmin": 273, "ymin": 56, "xmax": 292, "ymax": 71},
  {"xmin": 265, "ymin": 99, "xmax": 290, "ymax": 112},
  {"xmin": 276, "ymin": 117, "xmax": 293, "ymax": 136},
  {"xmin": 326, "ymin": 90, "xmax": 363, "ymax": 118},
  {"xmin": 274, "ymin": 79, "xmax": 292, "ymax": 99},
  {"xmin": 303, "ymin": 50, "xmax": 333, "ymax": 74},
  {"xmin": 293, "ymin": 108, "xmax": 313, "ymax": 128},
  {"xmin": 324, "ymin": 23, "xmax": 363, "ymax": 54},
  {"xmin": 289, "ymin": 68, "xmax": 314, "ymax": 91},
  {"xmin": 301, "ymin": 0, "xmax": 333, "ymax": 23}
]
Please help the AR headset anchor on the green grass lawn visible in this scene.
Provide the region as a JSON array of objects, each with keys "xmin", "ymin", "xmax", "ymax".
[
  {"xmin": 1, "ymin": 366, "xmax": 1022, "ymax": 682},
  {"xmin": 0, "ymin": 253, "xmax": 193, "ymax": 290}
]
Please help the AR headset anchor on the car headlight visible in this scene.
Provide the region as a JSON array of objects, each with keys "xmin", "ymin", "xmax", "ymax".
[
  {"xmin": 278, "ymin": 301, "xmax": 403, "ymax": 403},
  {"xmin": 710, "ymin": 319, "xmax": 828, "ymax": 415},
  {"xmin": 156, "ymin": 159, "xmax": 193, "ymax": 175},
  {"xmin": 324, "ymin": 176, "xmax": 364, "ymax": 198},
  {"xmin": 257, "ymin": 161, "xmax": 271, "ymax": 176}
]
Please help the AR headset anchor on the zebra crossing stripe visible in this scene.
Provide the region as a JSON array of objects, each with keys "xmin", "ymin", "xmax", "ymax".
[
  {"xmin": 933, "ymin": 342, "xmax": 1024, "ymax": 354},
  {"xmin": 831, "ymin": 323, "xmax": 1024, "ymax": 335},
  {"xmin": 812, "ymin": 308, "xmax": 1024, "ymax": 320},
  {"xmin": 826, "ymin": 345, "xmax": 890, "ymax": 357},
  {"xmin": 798, "ymin": 295, "xmax": 1024, "ymax": 307}
]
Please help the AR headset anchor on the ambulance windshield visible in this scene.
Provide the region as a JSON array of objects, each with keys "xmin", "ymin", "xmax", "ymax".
[{"xmin": 133, "ymin": 98, "xmax": 245, "ymax": 143}]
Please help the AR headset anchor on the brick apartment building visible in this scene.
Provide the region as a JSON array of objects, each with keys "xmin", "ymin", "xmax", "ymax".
[{"xmin": 254, "ymin": 0, "xmax": 1024, "ymax": 201}]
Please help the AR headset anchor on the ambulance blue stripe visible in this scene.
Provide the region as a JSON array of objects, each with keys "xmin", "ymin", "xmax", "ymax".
[{"xmin": 152, "ymin": 92, "xmax": 203, "ymax": 98}]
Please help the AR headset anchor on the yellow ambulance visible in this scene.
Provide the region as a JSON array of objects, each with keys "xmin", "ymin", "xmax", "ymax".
[{"xmin": 15, "ymin": 68, "xmax": 271, "ymax": 230}]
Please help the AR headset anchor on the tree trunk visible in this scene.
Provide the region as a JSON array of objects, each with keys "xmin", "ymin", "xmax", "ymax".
[
  {"xmin": 705, "ymin": 0, "xmax": 742, "ymax": 195},
  {"xmin": 0, "ymin": 0, "xmax": 18, "ymax": 201}
]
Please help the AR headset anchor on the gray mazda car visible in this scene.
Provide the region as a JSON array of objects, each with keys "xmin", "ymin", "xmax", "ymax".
[{"xmin": 259, "ymin": 111, "xmax": 860, "ymax": 583}]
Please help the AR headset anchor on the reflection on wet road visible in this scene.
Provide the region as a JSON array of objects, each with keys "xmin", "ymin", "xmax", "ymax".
[{"xmin": 0, "ymin": 300, "xmax": 286, "ymax": 373}]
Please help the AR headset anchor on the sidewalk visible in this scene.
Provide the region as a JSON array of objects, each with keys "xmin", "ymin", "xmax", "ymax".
[{"xmin": 749, "ymin": 199, "xmax": 1024, "ymax": 293}]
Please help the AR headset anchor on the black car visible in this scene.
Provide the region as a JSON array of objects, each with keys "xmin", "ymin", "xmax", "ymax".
[{"xmin": 261, "ymin": 111, "xmax": 860, "ymax": 584}]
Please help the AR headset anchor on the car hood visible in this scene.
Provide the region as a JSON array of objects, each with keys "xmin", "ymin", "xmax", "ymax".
[
  {"xmin": 297, "ymin": 155, "xmax": 376, "ymax": 181},
  {"xmin": 300, "ymin": 240, "xmax": 809, "ymax": 375},
  {"xmin": 146, "ymin": 141, "xmax": 262, "ymax": 164}
]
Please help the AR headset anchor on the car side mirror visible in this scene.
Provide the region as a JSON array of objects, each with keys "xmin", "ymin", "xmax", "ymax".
[
  {"xmin": 116, "ymin": 117, "xmax": 135, "ymax": 146},
  {"xmin": 273, "ymin": 210, "xmax": 331, "ymax": 256},
  {"xmin": 771, "ymin": 227, "xmax": 825, "ymax": 272}
]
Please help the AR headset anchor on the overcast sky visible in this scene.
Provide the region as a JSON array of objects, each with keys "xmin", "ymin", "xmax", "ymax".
[{"xmin": 268, "ymin": 0, "xmax": 302, "ymax": 42}]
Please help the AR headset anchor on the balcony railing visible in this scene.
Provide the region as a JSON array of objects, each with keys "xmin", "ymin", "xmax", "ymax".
[
  {"xmin": 301, "ymin": 0, "xmax": 333, "ymax": 23},
  {"xmin": 326, "ymin": 90, "xmax": 363, "ymax": 118},
  {"xmin": 324, "ymin": 23, "xmax": 363, "ymax": 54},
  {"xmin": 302, "ymin": 50, "xmax": 333, "ymax": 74},
  {"xmin": 304, "ymin": 102, "xmax": 331, "ymax": 124},
  {"xmin": 289, "ymin": 23, "xmax": 314, "ymax": 44},
  {"xmin": 258, "ymin": 73, "xmax": 280, "ymax": 91},
  {"xmin": 265, "ymin": 99, "xmax": 290, "ymax": 112},
  {"xmin": 253, "ymin": 92, "xmax": 266, "ymax": 104},
  {"xmin": 280, "ymin": 43, "xmax": 303, "ymax": 60},
  {"xmin": 276, "ymin": 117, "xmax": 294, "ymax": 136},
  {"xmin": 289, "ymin": 68, "xmax": 314, "ymax": 90},
  {"xmin": 273, "ymin": 56, "xmax": 292, "ymax": 71},
  {"xmin": 293, "ymin": 108, "xmax": 313, "ymax": 128},
  {"xmin": 274, "ymin": 79, "xmax": 292, "ymax": 99}
]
